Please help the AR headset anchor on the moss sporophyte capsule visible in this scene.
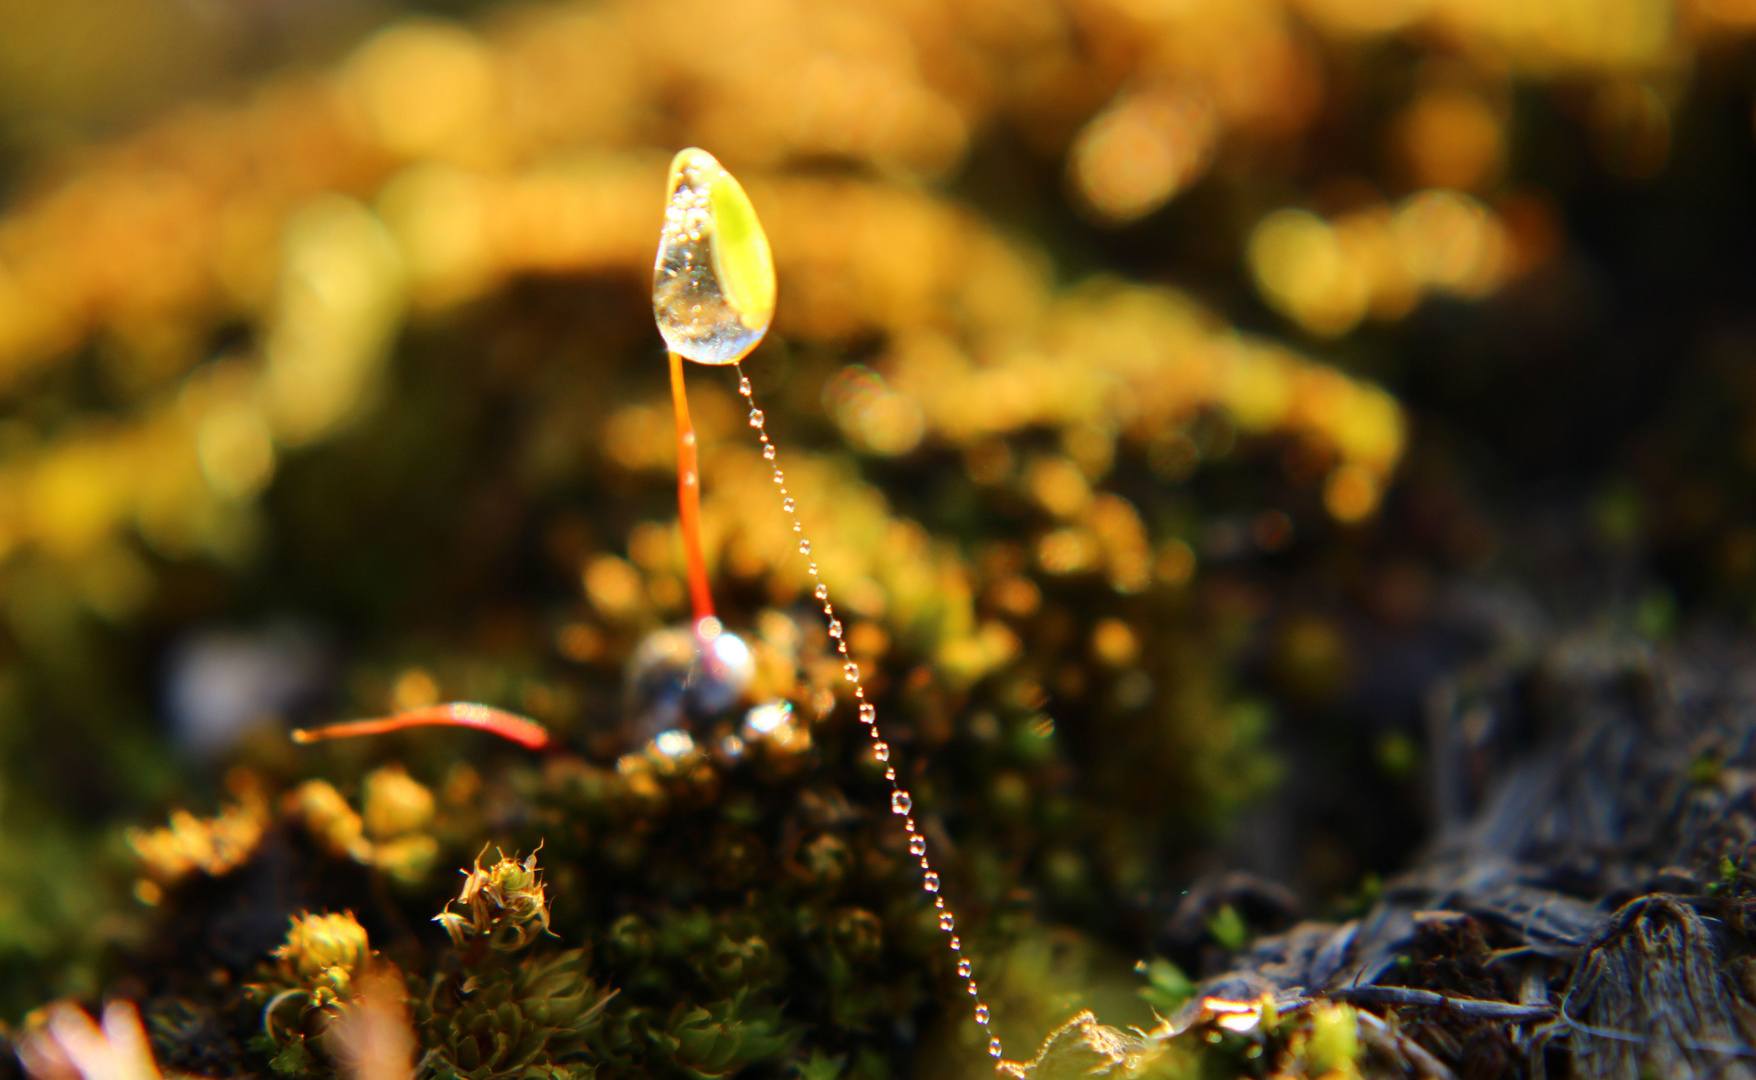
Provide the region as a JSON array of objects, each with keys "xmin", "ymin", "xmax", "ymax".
[
  {"xmin": 286, "ymin": 146, "xmax": 1009, "ymax": 1068},
  {"xmin": 652, "ymin": 147, "xmax": 1006, "ymax": 1064},
  {"xmin": 653, "ymin": 148, "xmax": 775, "ymax": 365}
]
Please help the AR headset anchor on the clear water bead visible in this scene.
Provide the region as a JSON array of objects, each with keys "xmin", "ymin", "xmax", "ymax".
[
  {"xmin": 874, "ymin": 742, "xmax": 889, "ymax": 761},
  {"xmin": 763, "ymin": 445, "xmax": 776, "ymax": 460},
  {"xmin": 738, "ymin": 375, "xmax": 752, "ymax": 396},
  {"xmin": 950, "ymin": 937, "xmax": 960, "ymax": 950},
  {"xmin": 885, "ymin": 767, "xmax": 896, "ymax": 781},
  {"xmin": 773, "ymin": 470, "xmax": 784, "ymax": 484},
  {"xmin": 828, "ymin": 620, "xmax": 842, "ymax": 637},
  {"xmin": 844, "ymin": 662, "xmax": 860, "ymax": 681},
  {"xmin": 860, "ymin": 703, "xmax": 876, "ymax": 723},
  {"xmin": 799, "ymin": 540, "xmax": 811, "ymax": 555},
  {"xmin": 989, "ymin": 1039, "xmax": 1003, "ymax": 1058},
  {"xmin": 939, "ymin": 913, "xmax": 955, "ymax": 931},
  {"xmin": 975, "ymin": 1005, "xmax": 990, "ymax": 1024},
  {"xmin": 749, "ymin": 408, "xmax": 764, "ymax": 426},
  {"xmin": 814, "ymin": 583, "xmax": 827, "ymax": 599},
  {"xmin": 957, "ymin": 960, "xmax": 971, "ymax": 977},
  {"xmin": 891, "ymin": 791, "xmax": 911, "ymax": 815},
  {"xmin": 908, "ymin": 835, "xmax": 926, "ymax": 855},
  {"xmin": 653, "ymin": 150, "xmax": 772, "ymax": 365},
  {"xmin": 923, "ymin": 872, "xmax": 940, "ymax": 892}
]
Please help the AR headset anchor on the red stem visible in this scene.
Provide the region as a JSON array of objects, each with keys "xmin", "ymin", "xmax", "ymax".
[
  {"xmin": 291, "ymin": 703, "xmax": 551, "ymax": 750},
  {"xmin": 669, "ymin": 349, "xmax": 716, "ymax": 627}
]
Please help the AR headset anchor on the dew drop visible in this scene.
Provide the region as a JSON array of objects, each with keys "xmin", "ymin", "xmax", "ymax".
[
  {"xmin": 920, "ymin": 856, "xmax": 930, "ymax": 868},
  {"xmin": 957, "ymin": 960, "xmax": 971, "ymax": 977},
  {"xmin": 950, "ymin": 937, "xmax": 961, "ymax": 950},
  {"xmin": 939, "ymin": 913, "xmax": 954, "ymax": 931},
  {"xmin": 975, "ymin": 1005, "xmax": 990, "ymax": 1024},
  {"xmin": 785, "ymin": 498, "xmax": 797, "ymax": 514},
  {"xmin": 793, "ymin": 521, "xmax": 803, "ymax": 532},
  {"xmin": 844, "ymin": 662, "xmax": 859, "ymax": 681},
  {"xmin": 652, "ymin": 150, "xmax": 773, "ymax": 365},
  {"xmin": 908, "ymin": 835, "xmax": 926, "ymax": 856},
  {"xmin": 874, "ymin": 742, "xmax": 889, "ymax": 762},
  {"xmin": 923, "ymin": 872, "xmax": 940, "ymax": 892},
  {"xmin": 891, "ymin": 791, "xmax": 911, "ymax": 815},
  {"xmin": 809, "ymin": 562, "xmax": 819, "ymax": 575},
  {"xmin": 738, "ymin": 376, "xmax": 752, "ymax": 396},
  {"xmin": 773, "ymin": 470, "xmax": 784, "ymax": 485},
  {"xmin": 749, "ymin": 408, "xmax": 765, "ymax": 427},
  {"xmin": 814, "ymin": 583, "xmax": 827, "ymax": 600},
  {"xmin": 799, "ymin": 540, "xmax": 811, "ymax": 555},
  {"xmin": 827, "ymin": 620, "xmax": 842, "ymax": 637},
  {"xmin": 934, "ymin": 896, "xmax": 944, "ymax": 908},
  {"xmin": 885, "ymin": 767, "xmax": 896, "ymax": 781},
  {"xmin": 989, "ymin": 1039, "xmax": 1003, "ymax": 1058},
  {"xmin": 764, "ymin": 445, "xmax": 776, "ymax": 461}
]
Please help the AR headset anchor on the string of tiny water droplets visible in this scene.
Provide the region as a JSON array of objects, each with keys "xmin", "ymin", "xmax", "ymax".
[{"xmin": 734, "ymin": 364, "xmax": 1003, "ymax": 1063}]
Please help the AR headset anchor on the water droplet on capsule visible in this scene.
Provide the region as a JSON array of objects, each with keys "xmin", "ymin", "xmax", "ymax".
[
  {"xmin": 892, "ymin": 791, "xmax": 911, "ymax": 814},
  {"xmin": 653, "ymin": 149, "xmax": 774, "ymax": 366}
]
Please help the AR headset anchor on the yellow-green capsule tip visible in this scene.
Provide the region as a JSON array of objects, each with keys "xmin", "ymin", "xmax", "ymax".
[{"xmin": 653, "ymin": 148, "xmax": 775, "ymax": 365}]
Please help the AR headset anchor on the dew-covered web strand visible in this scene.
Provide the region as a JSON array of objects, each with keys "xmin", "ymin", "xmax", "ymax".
[{"xmin": 733, "ymin": 363, "xmax": 1004, "ymax": 1064}]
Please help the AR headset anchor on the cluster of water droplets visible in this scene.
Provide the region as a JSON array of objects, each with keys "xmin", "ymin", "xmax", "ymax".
[
  {"xmin": 653, "ymin": 159, "xmax": 767, "ymax": 365},
  {"xmin": 736, "ymin": 367, "xmax": 1003, "ymax": 1061}
]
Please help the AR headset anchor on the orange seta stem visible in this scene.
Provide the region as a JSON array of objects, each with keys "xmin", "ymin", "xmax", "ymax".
[
  {"xmin": 291, "ymin": 703, "xmax": 551, "ymax": 750},
  {"xmin": 669, "ymin": 349, "xmax": 716, "ymax": 628}
]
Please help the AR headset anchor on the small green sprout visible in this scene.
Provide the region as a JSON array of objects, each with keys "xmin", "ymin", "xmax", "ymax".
[{"xmin": 1134, "ymin": 956, "xmax": 1196, "ymax": 1014}]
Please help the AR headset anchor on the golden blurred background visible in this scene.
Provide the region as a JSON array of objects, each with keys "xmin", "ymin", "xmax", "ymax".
[{"xmin": 6, "ymin": 0, "xmax": 1756, "ymax": 1071}]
